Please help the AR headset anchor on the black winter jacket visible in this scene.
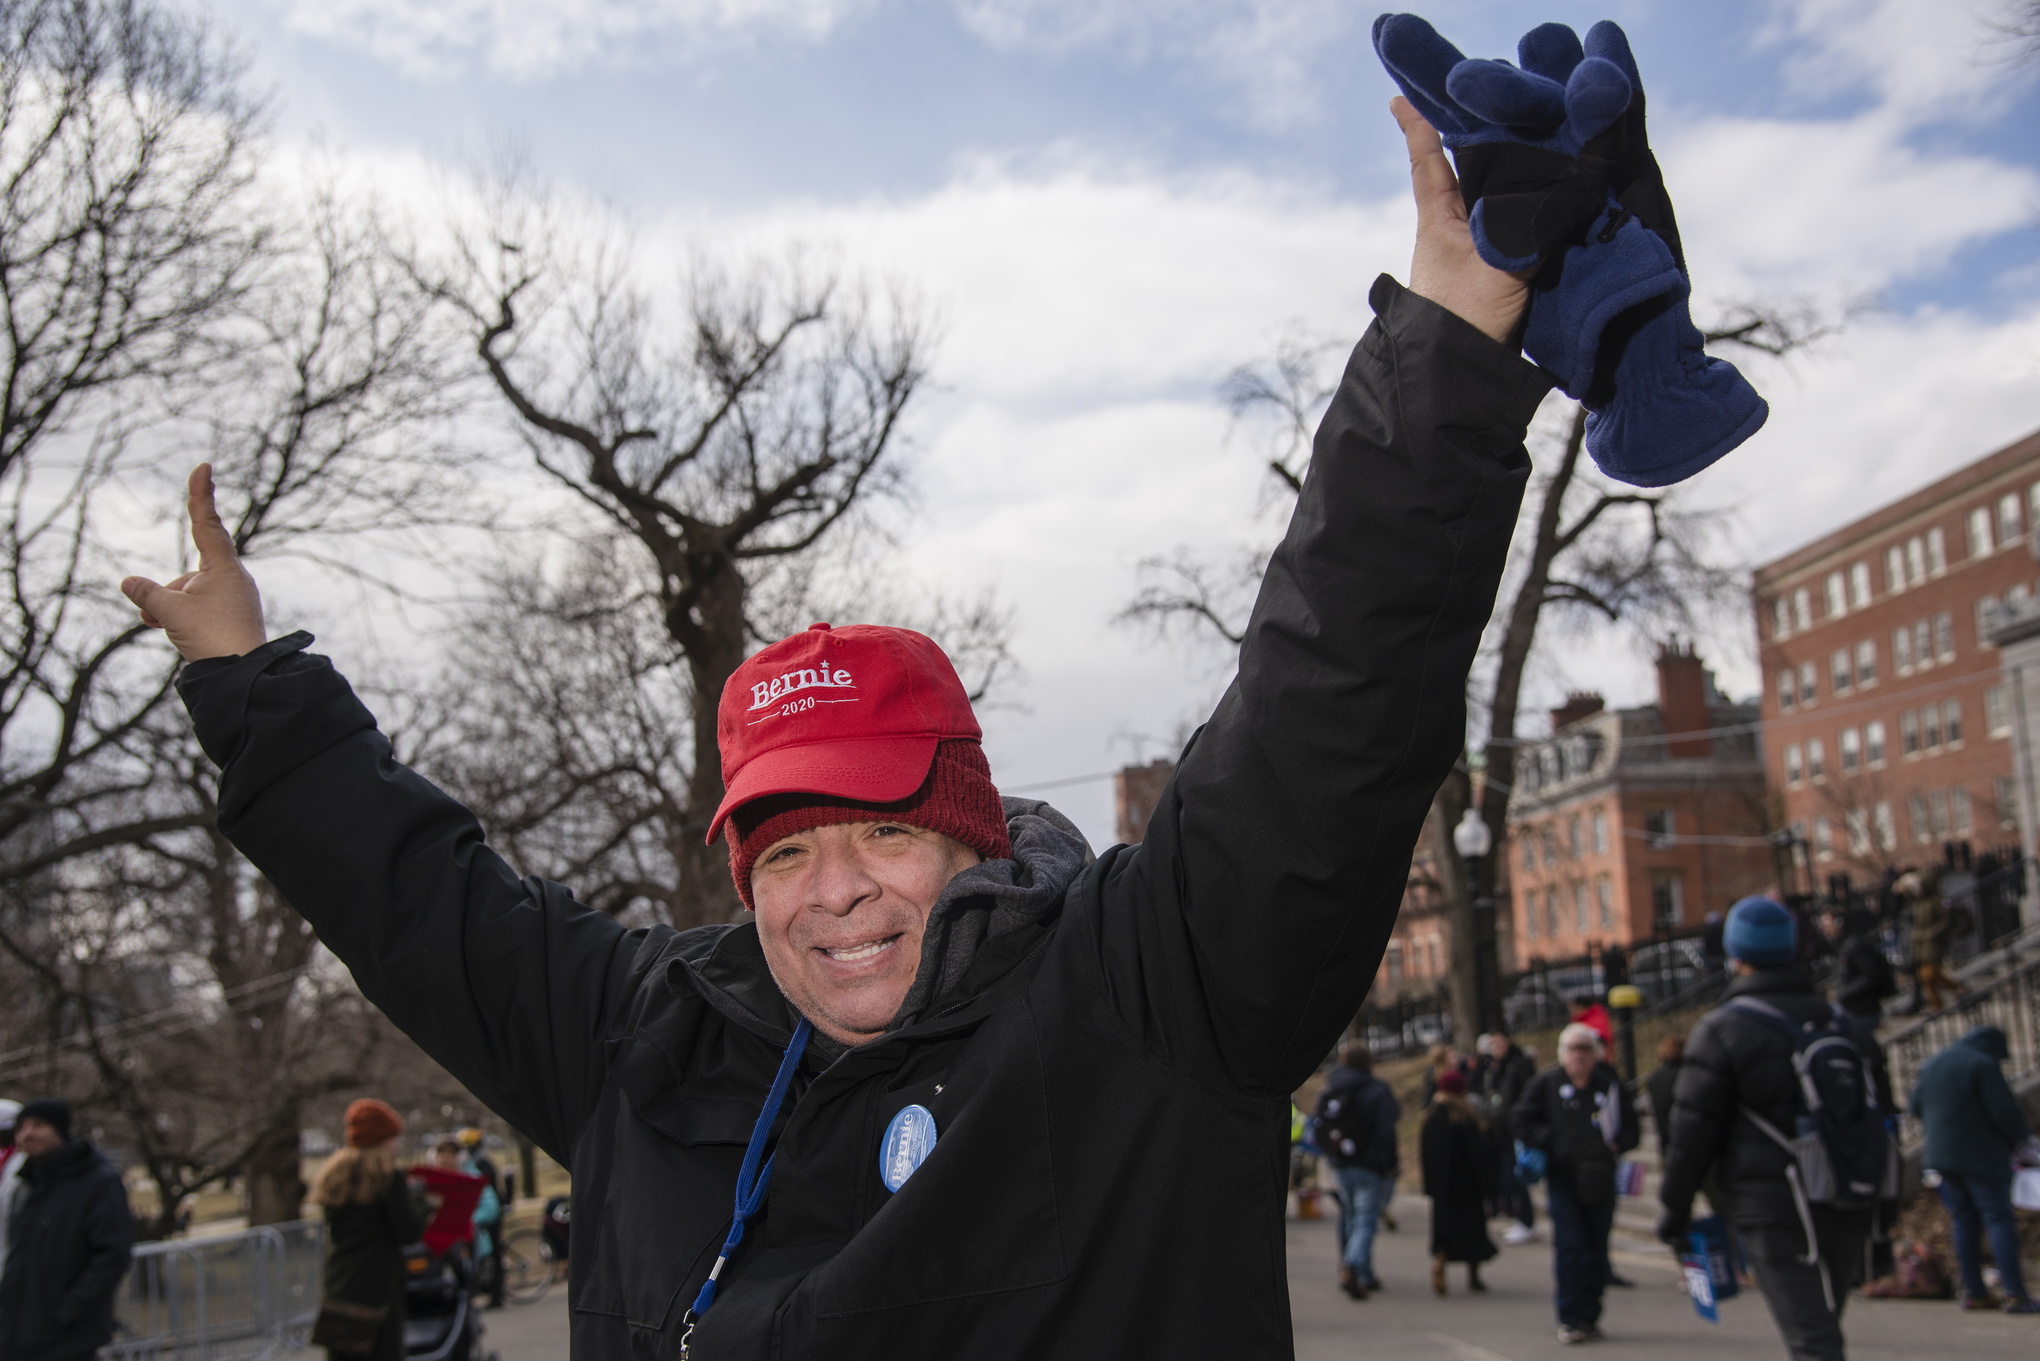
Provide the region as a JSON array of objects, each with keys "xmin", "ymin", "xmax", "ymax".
[
  {"xmin": 1833, "ymin": 931, "xmax": 1896, "ymax": 1015},
  {"xmin": 1476, "ymin": 1044, "xmax": 1535, "ymax": 1140},
  {"xmin": 1313, "ymin": 1067, "xmax": 1400, "ymax": 1175},
  {"xmin": 1510, "ymin": 1063, "xmax": 1638, "ymax": 1196},
  {"xmin": 175, "ymin": 276, "xmax": 1546, "ymax": 1361},
  {"xmin": 1660, "ymin": 966, "xmax": 1892, "ymax": 1228},
  {"xmin": 0, "ymin": 1141, "xmax": 134, "ymax": 1361}
]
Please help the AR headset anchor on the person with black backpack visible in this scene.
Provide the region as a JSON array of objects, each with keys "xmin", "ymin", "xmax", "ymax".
[
  {"xmin": 1659, "ymin": 897, "xmax": 1896, "ymax": 1361},
  {"xmin": 1512, "ymin": 1023, "xmax": 1639, "ymax": 1344},
  {"xmin": 1313, "ymin": 1039, "xmax": 1400, "ymax": 1300}
]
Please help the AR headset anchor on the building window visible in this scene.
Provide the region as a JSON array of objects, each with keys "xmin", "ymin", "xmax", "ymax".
[
  {"xmin": 1793, "ymin": 588, "xmax": 1812, "ymax": 632},
  {"xmin": 1927, "ymin": 527, "xmax": 1947, "ymax": 576},
  {"xmin": 1542, "ymin": 826, "xmax": 1556, "ymax": 867},
  {"xmin": 1933, "ymin": 611, "xmax": 1954, "ymax": 661},
  {"xmin": 1908, "ymin": 792, "xmax": 1931, "ymax": 843},
  {"xmin": 2030, "ymin": 481, "xmax": 2040, "ymax": 533},
  {"xmin": 1929, "ymin": 789, "xmax": 1949, "ymax": 838},
  {"xmin": 1567, "ymin": 815, "xmax": 1581, "ymax": 859},
  {"xmin": 1799, "ymin": 661, "xmax": 1817, "ymax": 704},
  {"xmin": 1840, "ymin": 727, "xmax": 1861, "ymax": 774},
  {"xmin": 1996, "ymin": 775, "xmax": 2020, "ymax": 829},
  {"xmin": 1893, "ymin": 626, "xmax": 1912, "ymax": 673},
  {"xmin": 1650, "ymin": 874, "xmax": 1683, "ymax": 931},
  {"xmin": 1597, "ymin": 877, "xmax": 1614, "ymax": 929},
  {"xmin": 1914, "ymin": 620, "xmax": 1934, "ymax": 669},
  {"xmin": 1807, "ymin": 738, "xmax": 1826, "ymax": 780},
  {"xmin": 1846, "ymin": 809, "xmax": 1870, "ymax": 856},
  {"xmin": 1784, "ymin": 744, "xmax": 1804, "ymax": 784},
  {"xmin": 1979, "ymin": 595, "xmax": 2003, "ymax": 647},
  {"xmin": 1545, "ymin": 887, "xmax": 1559, "ymax": 938},
  {"xmin": 1849, "ymin": 561, "xmax": 1872, "ymax": 609},
  {"xmin": 1592, "ymin": 810, "xmax": 1608, "ymax": 855},
  {"xmin": 1901, "ymin": 709, "xmax": 1920, "ymax": 756},
  {"xmin": 1885, "ymin": 544, "xmax": 1907, "ymax": 594},
  {"xmin": 1522, "ymin": 830, "xmax": 1537, "ymax": 871},
  {"xmin": 1952, "ymin": 786, "xmax": 1974, "ymax": 837},
  {"xmin": 1814, "ymin": 815, "xmax": 1833, "ymax": 859},
  {"xmin": 1855, "ymin": 640, "xmax": 1876, "ymax": 687},
  {"xmin": 1825, "ymin": 571, "xmax": 1846, "ymax": 618},
  {"xmin": 1387, "ymin": 940, "xmax": 1403, "ymax": 981},
  {"xmin": 1776, "ymin": 669, "xmax": 1795, "ymax": 713},
  {"xmin": 1866, "ymin": 720, "xmax": 1886, "ymax": 766},
  {"xmin": 1574, "ymin": 882, "xmax": 1589, "ymax": 933},
  {"xmin": 1987, "ymin": 683, "xmax": 2011, "ymax": 738},
  {"xmin": 1906, "ymin": 536, "xmax": 1927, "ymax": 586},
  {"xmin": 1968, "ymin": 505, "xmax": 1994, "ymax": 558},
  {"xmin": 1644, "ymin": 808, "xmax": 1676, "ymax": 847},
  {"xmin": 1830, "ymin": 649, "xmax": 1852, "ymax": 694},
  {"xmin": 1943, "ymin": 699, "xmax": 1962, "ymax": 746},
  {"xmin": 1923, "ymin": 704, "xmax": 1943, "ymax": 750},
  {"xmin": 1873, "ymin": 801, "xmax": 1896, "ymax": 852},
  {"xmin": 1999, "ymin": 492, "xmax": 2022, "ymax": 549},
  {"xmin": 1773, "ymin": 597, "xmax": 1792, "ymax": 638}
]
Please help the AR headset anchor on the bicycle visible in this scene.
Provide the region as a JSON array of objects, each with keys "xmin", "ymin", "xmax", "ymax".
[{"xmin": 500, "ymin": 1226, "xmax": 557, "ymax": 1305}]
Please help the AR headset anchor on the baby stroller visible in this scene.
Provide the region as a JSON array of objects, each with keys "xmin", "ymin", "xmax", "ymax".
[
  {"xmin": 401, "ymin": 1243, "xmax": 495, "ymax": 1361},
  {"xmin": 404, "ymin": 1164, "xmax": 499, "ymax": 1361}
]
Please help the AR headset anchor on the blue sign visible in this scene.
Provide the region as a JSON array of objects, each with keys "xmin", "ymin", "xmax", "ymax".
[{"xmin": 880, "ymin": 1104, "xmax": 938, "ymax": 1192}]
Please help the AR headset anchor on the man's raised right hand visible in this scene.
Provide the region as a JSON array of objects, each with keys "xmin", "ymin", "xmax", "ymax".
[{"xmin": 121, "ymin": 464, "xmax": 269, "ymax": 663}]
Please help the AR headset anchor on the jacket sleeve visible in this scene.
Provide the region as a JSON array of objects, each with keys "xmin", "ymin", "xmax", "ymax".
[
  {"xmin": 1981, "ymin": 1065, "xmax": 2034, "ymax": 1147},
  {"xmin": 1071, "ymin": 275, "xmax": 1547, "ymax": 1097},
  {"xmin": 1613, "ymin": 1073, "xmax": 1641, "ymax": 1155},
  {"xmin": 56, "ymin": 1174, "xmax": 132, "ymax": 1325},
  {"xmin": 1659, "ymin": 1013, "xmax": 1733, "ymax": 1219},
  {"xmin": 386, "ymin": 1172, "xmax": 427, "ymax": 1247},
  {"xmin": 1511, "ymin": 1071, "xmax": 1553, "ymax": 1150},
  {"xmin": 1369, "ymin": 1082, "xmax": 1403, "ymax": 1172},
  {"xmin": 177, "ymin": 636, "xmax": 656, "ymax": 1162}
]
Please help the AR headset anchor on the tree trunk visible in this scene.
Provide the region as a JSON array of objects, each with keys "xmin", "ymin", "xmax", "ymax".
[
  {"xmin": 674, "ymin": 555, "xmax": 750, "ymax": 930},
  {"xmin": 1433, "ymin": 770, "xmax": 1481, "ymax": 1052},
  {"xmin": 244, "ymin": 1102, "xmax": 307, "ymax": 1226}
]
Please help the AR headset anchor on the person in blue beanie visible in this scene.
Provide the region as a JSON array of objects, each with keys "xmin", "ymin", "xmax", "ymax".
[
  {"xmin": 1910, "ymin": 1026, "xmax": 2036, "ymax": 1312},
  {"xmin": 1658, "ymin": 897, "xmax": 1894, "ymax": 1361}
]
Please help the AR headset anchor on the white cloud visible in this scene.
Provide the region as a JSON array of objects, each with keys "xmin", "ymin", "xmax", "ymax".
[
  {"xmin": 267, "ymin": 0, "xmax": 868, "ymax": 79},
  {"xmin": 1760, "ymin": 0, "xmax": 2023, "ymax": 119}
]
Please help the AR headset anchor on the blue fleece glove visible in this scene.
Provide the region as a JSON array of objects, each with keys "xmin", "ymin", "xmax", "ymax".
[
  {"xmin": 1515, "ymin": 1141, "xmax": 1548, "ymax": 1185},
  {"xmin": 1372, "ymin": 14, "xmax": 1766, "ymax": 487},
  {"xmin": 1373, "ymin": 13, "xmax": 1634, "ymax": 272}
]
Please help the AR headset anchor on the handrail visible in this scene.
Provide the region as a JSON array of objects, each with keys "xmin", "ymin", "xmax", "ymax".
[{"xmin": 1879, "ymin": 946, "xmax": 2040, "ymax": 1146}]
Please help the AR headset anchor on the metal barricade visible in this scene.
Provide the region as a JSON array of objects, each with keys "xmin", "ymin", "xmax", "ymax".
[{"xmin": 109, "ymin": 1220, "xmax": 326, "ymax": 1361}]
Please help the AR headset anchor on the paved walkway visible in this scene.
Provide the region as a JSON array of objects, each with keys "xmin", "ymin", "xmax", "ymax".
[
  {"xmin": 435, "ymin": 1193, "xmax": 2039, "ymax": 1360},
  {"xmin": 1290, "ymin": 1193, "xmax": 2037, "ymax": 1361}
]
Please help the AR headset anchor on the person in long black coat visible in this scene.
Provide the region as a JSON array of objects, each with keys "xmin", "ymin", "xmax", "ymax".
[
  {"xmin": 1421, "ymin": 1071, "xmax": 1496, "ymax": 1295},
  {"xmin": 311, "ymin": 1100, "xmax": 427, "ymax": 1361}
]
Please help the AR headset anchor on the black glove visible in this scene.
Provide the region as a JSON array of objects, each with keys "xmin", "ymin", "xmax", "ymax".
[{"xmin": 1656, "ymin": 1209, "xmax": 1691, "ymax": 1247}]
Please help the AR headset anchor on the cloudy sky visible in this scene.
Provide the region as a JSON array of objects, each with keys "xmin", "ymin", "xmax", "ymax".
[{"xmin": 204, "ymin": 0, "xmax": 2040, "ymax": 848}]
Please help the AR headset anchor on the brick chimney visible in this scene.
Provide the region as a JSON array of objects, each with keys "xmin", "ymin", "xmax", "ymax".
[
  {"xmin": 1656, "ymin": 641, "xmax": 1712, "ymax": 759},
  {"xmin": 1549, "ymin": 692, "xmax": 1605, "ymax": 732},
  {"xmin": 1114, "ymin": 759, "xmax": 1174, "ymax": 844}
]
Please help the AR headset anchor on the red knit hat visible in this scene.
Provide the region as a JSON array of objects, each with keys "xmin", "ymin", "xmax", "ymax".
[
  {"xmin": 344, "ymin": 1098, "xmax": 403, "ymax": 1148},
  {"xmin": 727, "ymin": 739, "xmax": 1010, "ymax": 907}
]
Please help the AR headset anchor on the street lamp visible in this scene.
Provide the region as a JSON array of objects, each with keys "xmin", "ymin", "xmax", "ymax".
[{"xmin": 1452, "ymin": 808, "xmax": 1501, "ymax": 1033}]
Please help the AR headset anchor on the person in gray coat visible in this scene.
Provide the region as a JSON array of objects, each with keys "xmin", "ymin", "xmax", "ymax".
[{"xmin": 1910, "ymin": 1026, "xmax": 2036, "ymax": 1312}]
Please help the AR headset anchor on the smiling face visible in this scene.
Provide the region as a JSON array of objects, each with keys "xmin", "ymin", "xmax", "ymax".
[{"xmin": 750, "ymin": 820, "xmax": 983, "ymax": 1046}]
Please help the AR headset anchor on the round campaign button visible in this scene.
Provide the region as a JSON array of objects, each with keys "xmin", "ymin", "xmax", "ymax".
[{"xmin": 879, "ymin": 1104, "xmax": 938, "ymax": 1192}]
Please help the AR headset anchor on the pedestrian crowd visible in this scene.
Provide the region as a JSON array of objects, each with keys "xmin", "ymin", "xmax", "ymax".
[{"xmin": 1306, "ymin": 888, "xmax": 2038, "ymax": 1360}]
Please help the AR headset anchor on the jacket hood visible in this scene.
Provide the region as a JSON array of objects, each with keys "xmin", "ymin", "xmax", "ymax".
[
  {"xmin": 1960, "ymin": 1025, "xmax": 2010, "ymax": 1062},
  {"xmin": 888, "ymin": 797, "xmax": 1092, "ymax": 1032},
  {"xmin": 23, "ymin": 1138, "xmax": 101, "ymax": 1184}
]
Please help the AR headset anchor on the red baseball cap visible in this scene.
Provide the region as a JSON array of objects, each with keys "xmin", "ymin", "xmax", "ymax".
[{"xmin": 707, "ymin": 623, "xmax": 983, "ymax": 844}]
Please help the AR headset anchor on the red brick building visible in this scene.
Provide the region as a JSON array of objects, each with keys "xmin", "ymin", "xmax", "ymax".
[
  {"xmin": 1753, "ymin": 428, "xmax": 2040, "ymax": 881},
  {"xmin": 1505, "ymin": 646, "xmax": 1774, "ymax": 965}
]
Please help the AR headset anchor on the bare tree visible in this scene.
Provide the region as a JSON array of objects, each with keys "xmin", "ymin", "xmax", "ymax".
[
  {"xmin": 1119, "ymin": 307, "xmax": 1837, "ymax": 1044},
  {"xmin": 418, "ymin": 200, "xmax": 1011, "ymax": 927}
]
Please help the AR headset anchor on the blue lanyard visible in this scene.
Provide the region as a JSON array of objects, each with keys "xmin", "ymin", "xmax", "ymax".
[{"xmin": 678, "ymin": 1018, "xmax": 812, "ymax": 1357}]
